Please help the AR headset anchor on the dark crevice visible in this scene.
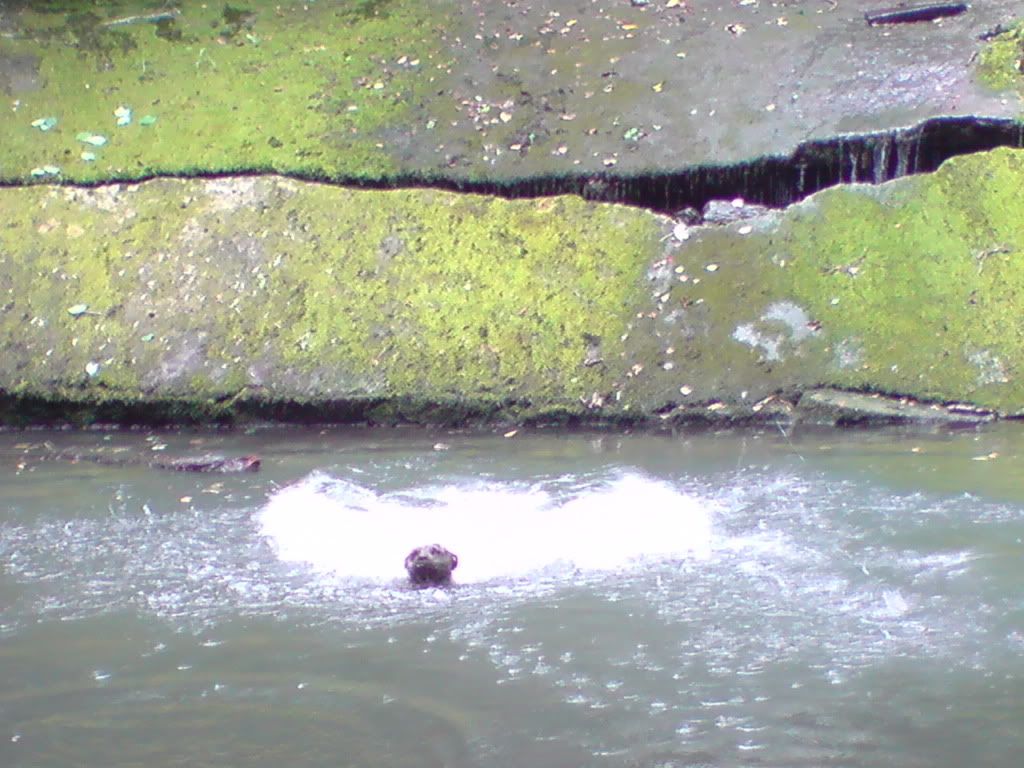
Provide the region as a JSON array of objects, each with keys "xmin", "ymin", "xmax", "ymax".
[
  {"xmin": 9, "ymin": 115, "xmax": 1022, "ymax": 217},
  {"xmin": 414, "ymin": 116, "xmax": 1024, "ymax": 215},
  {"xmin": 0, "ymin": 394, "xmax": 514, "ymax": 429}
]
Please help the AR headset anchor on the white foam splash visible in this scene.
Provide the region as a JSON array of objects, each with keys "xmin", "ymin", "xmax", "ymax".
[{"xmin": 258, "ymin": 471, "xmax": 714, "ymax": 584}]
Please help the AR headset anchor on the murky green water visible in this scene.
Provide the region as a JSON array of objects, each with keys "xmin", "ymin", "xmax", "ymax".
[{"xmin": 2, "ymin": 425, "xmax": 1024, "ymax": 767}]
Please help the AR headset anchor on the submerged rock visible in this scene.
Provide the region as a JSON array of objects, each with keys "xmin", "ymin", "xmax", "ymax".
[
  {"xmin": 796, "ymin": 389, "xmax": 996, "ymax": 427},
  {"xmin": 48, "ymin": 449, "xmax": 261, "ymax": 473},
  {"xmin": 151, "ymin": 454, "xmax": 261, "ymax": 473},
  {"xmin": 700, "ymin": 199, "xmax": 773, "ymax": 225}
]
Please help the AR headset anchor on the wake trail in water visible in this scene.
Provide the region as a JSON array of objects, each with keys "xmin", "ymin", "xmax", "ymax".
[{"xmin": 258, "ymin": 471, "xmax": 714, "ymax": 583}]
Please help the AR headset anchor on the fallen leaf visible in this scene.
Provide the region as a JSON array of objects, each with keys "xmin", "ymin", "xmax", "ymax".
[
  {"xmin": 77, "ymin": 133, "xmax": 107, "ymax": 147},
  {"xmin": 31, "ymin": 116, "xmax": 57, "ymax": 131}
]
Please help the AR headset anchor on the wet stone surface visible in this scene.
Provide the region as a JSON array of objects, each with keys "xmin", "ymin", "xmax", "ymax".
[
  {"xmin": 404, "ymin": 0, "xmax": 1023, "ymax": 178},
  {"xmin": 0, "ymin": 53, "xmax": 41, "ymax": 95},
  {"xmin": 1, "ymin": 1, "xmax": 1021, "ymax": 186},
  {"xmin": 1, "ymin": 3, "xmax": 1023, "ymax": 427}
]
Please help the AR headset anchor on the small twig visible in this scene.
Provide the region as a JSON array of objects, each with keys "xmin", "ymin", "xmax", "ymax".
[
  {"xmin": 865, "ymin": 3, "xmax": 967, "ymax": 26},
  {"xmin": 195, "ymin": 48, "xmax": 214, "ymax": 71},
  {"xmin": 99, "ymin": 9, "xmax": 180, "ymax": 28},
  {"xmin": 974, "ymin": 245, "xmax": 1011, "ymax": 273},
  {"xmin": 822, "ymin": 253, "xmax": 866, "ymax": 277},
  {"xmin": 773, "ymin": 417, "xmax": 805, "ymax": 463}
]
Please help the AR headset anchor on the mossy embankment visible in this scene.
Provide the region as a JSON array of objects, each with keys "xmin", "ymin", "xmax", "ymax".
[
  {"xmin": 1, "ymin": 1, "xmax": 455, "ymax": 182},
  {"xmin": 0, "ymin": 176, "xmax": 662, "ymax": 425},
  {"xmin": 1, "ymin": 148, "xmax": 1024, "ymax": 427},
  {"xmin": 3, "ymin": 2, "xmax": 1021, "ymax": 187},
  {"xmin": 622, "ymin": 146, "xmax": 1024, "ymax": 423},
  {"xmin": 2, "ymin": 2, "xmax": 1024, "ymax": 427}
]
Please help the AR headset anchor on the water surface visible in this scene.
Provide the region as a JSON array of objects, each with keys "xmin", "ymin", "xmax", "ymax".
[{"xmin": 2, "ymin": 426, "xmax": 1023, "ymax": 767}]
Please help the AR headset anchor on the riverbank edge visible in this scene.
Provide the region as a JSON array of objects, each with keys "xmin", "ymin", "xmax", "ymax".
[{"xmin": 0, "ymin": 387, "xmax": 1000, "ymax": 431}]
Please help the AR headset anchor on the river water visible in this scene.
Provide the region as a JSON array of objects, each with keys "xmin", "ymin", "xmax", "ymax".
[{"xmin": 2, "ymin": 426, "xmax": 1023, "ymax": 767}]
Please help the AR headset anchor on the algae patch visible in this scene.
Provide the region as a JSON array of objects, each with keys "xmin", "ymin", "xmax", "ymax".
[
  {"xmin": 0, "ymin": 0, "xmax": 456, "ymax": 183},
  {"xmin": 750, "ymin": 147, "xmax": 1024, "ymax": 411},
  {"xmin": 0, "ymin": 177, "xmax": 661, "ymax": 421},
  {"xmin": 4, "ymin": 149, "xmax": 1024, "ymax": 425},
  {"xmin": 976, "ymin": 21, "xmax": 1024, "ymax": 97}
]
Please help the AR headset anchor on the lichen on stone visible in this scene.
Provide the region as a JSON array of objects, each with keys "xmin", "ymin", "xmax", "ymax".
[{"xmin": 976, "ymin": 21, "xmax": 1024, "ymax": 96}]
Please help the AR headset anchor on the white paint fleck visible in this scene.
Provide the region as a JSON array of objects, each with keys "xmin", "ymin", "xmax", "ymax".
[
  {"xmin": 732, "ymin": 301, "xmax": 820, "ymax": 362},
  {"xmin": 968, "ymin": 349, "xmax": 1010, "ymax": 386},
  {"xmin": 762, "ymin": 301, "xmax": 816, "ymax": 342},
  {"xmin": 733, "ymin": 324, "xmax": 783, "ymax": 361}
]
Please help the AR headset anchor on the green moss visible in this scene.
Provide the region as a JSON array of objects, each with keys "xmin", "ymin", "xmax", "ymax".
[
  {"xmin": 591, "ymin": 148, "xmax": 1024, "ymax": 418},
  {"xmin": 0, "ymin": 0, "xmax": 456, "ymax": 183},
  {"xmin": 260, "ymin": 189, "xmax": 660, "ymax": 405},
  {"xmin": 976, "ymin": 21, "xmax": 1024, "ymax": 95},
  {"xmin": 777, "ymin": 148, "xmax": 1024, "ymax": 409},
  {"xmin": 0, "ymin": 178, "xmax": 661, "ymax": 420},
  {"xmin": 5, "ymin": 150, "xmax": 1024, "ymax": 425}
]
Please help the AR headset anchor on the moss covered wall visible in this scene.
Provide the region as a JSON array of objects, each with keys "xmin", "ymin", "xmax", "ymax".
[
  {"xmin": 2, "ymin": 3, "xmax": 1024, "ymax": 425},
  {"xmin": 0, "ymin": 176, "xmax": 663, "ymax": 422},
  {"xmin": 0, "ymin": 1, "xmax": 456, "ymax": 183},
  {"xmin": 2, "ymin": 147, "xmax": 1024, "ymax": 425},
  {"xmin": 612, "ymin": 147, "xmax": 1024, "ymax": 419}
]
